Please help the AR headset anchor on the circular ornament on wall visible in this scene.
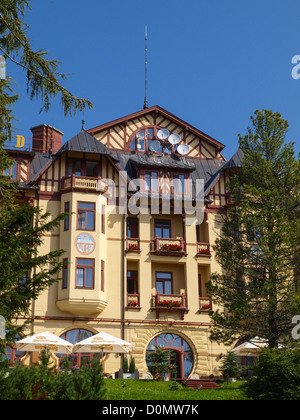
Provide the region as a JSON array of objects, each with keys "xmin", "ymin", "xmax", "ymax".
[{"xmin": 76, "ymin": 233, "xmax": 95, "ymax": 255}]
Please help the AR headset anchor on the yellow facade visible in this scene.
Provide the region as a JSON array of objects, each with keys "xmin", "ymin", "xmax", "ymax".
[{"xmin": 7, "ymin": 106, "xmax": 234, "ymax": 379}]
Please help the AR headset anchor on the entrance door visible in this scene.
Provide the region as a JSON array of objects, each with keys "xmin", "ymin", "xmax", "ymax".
[{"xmin": 169, "ymin": 350, "xmax": 181, "ymax": 380}]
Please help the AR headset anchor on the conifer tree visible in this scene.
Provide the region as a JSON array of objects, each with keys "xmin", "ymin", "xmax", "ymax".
[
  {"xmin": 0, "ymin": 1, "xmax": 92, "ymax": 351},
  {"xmin": 207, "ymin": 110, "xmax": 300, "ymax": 349}
]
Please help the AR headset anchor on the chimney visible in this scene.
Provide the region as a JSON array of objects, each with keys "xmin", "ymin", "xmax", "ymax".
[{"xmin": 31, "ymin": 124, "xmax": 63, "ymax": 154}]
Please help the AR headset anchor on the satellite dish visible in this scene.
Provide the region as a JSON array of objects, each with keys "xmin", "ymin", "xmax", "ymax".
[
  {"xmin": 157, "ymin": 129, "xmax": 169, "ymax": 140},
  {"xmin": 149, "ymin": 140, "xmax": 161, "ymax": 152},
  {"xmin": 177, "ymin": 144, "xmax": 190, "ymax": 156},
  {"xmin": 168, "ymin": 133, "xmax": 181, "ymax": 145}
]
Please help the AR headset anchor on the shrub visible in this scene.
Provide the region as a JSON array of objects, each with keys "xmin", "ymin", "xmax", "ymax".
[
  {"xmin": 0, "ymin": 351, "xmax": 106, "ymax": 400},
  {"xmin": 244, "ymin": 348, "xmax": 300, "ymax": 400},
  {"xmin": 146, "ymin": 346, "xmax": 170, "ymax": 378},
  {"xmin": 129, "ymin": 356, "xmax": 135, "ymax": 374},
  {"xmin": 122, "ymin": 355, "xmax": 129, "ymax": 373},
  {"xmin": 219, "ymin": 351, "xmax": 242, "ymax": 381}
]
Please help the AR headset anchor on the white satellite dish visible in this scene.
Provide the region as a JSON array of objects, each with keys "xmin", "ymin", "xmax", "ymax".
[
  {"xmin": 157, "ymin": 129, "xmax": 169, "ymax": 140},
  {"xmin": 149, "ymin": 140, "xmax": 161, "ymax": 152},
  {"xmin": 177, "ymin": 144, "xmax": 190, "ymax": 156},
  {"xmin": 168, "ymin": 133, "xmax": 181, "ymax": 145}
]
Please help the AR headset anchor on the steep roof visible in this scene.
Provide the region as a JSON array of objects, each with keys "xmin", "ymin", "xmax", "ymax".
[{"xmin": 56, "ymin": 129, "xmax": 115, "ymax": 158}]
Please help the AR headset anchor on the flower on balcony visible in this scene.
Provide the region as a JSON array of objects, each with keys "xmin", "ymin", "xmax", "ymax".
[
  {"xmin": 160, "ymin": 244, "xmax": 183, "ymax": 252},
  {"xmin": 198, "ymin": 248, "xmax": 211, "ymax": 256},
  {"xmin": 127, "ymin": 301, "xmax": 139, "ymax": 307},
  {"xmin": 158, "ymin": 300, "xmax": 182, "ymax": 308},
  {"xmin": 201, "ymin": 304, "xmax": 211, "ymax": 310},
  {"xmin": 128, "ymin": 244, "xmax": 140, "ymax": 251}
]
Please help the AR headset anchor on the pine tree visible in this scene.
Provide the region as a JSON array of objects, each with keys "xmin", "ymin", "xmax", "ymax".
[
  {"xmin": 0, "ymin": 1, "xmax": 91, "ymax": 351},
  {"xmin": 207, "ymin": 110, "xmax": 300, "ymax": 349},
  {"xmin": 0, "ymin": 204, "xmax": 67, "ymax": 350}
]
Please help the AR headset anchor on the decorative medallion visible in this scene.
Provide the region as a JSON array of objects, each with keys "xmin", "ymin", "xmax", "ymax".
[{"xmin": 76, "ymin": 233, "xmax": 95, "ymax": 255}]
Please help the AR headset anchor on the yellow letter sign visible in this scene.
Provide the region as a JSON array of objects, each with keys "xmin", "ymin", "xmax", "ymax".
[{"xmin": 16, "ymin": 135, "xmax": 25, "ymax": 148}]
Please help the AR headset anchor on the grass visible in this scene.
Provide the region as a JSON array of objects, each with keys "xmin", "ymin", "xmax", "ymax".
[{"xmin": 104, "ymin": 379, "xmax": 249, "ymax": 400}]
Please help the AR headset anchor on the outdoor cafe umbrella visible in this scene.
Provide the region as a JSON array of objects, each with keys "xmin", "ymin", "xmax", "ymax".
[
  {"xmin": 231, "ymin": 336, "xmax": 283, "ymax": 357},
  {"xmin": 15, "ymin": 331, "xmax": 73, "ymax": 354},
  {"xmin": 73, "ymin": 332, "xmax": 133, "ymax": 354}
]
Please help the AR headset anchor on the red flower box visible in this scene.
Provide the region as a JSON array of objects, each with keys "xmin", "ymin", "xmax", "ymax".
[
  {"xmin": 198, "ymin": 248, "xmax": 211, "ymax": 256},
  {"xmin": 158, "ymin": 300, "xmax": 182, "ymax": 308},
  {"xmin": 160, "ymin": 244, "xmax": 183, "ymax": 252},
  {"xmin": 128, "ymin": 244, "xmax": 140, "ymax": 251}
]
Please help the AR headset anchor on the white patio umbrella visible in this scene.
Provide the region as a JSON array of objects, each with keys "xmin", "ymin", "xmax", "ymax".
[
  {"xmin": 15, "ymin": 331, "xmax": 73, "ymax": 354},
  {"xmin": 232, "ymin": 336, "xmax": 283, "ymax": 357},
  {"xmin": 73, "ymin": 332, "xmax": 133, "ymax": 354}
]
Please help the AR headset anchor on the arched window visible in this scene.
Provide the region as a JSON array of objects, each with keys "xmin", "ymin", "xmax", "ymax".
[
  {"xmin": 58, "ymin": 328, "xmax": 95, "ymax": 368},
  {"xmin": 146, "ymin": 333, "xmax": 193, "ymax": 379},
  {"xmin": 129, "ymin": 127, "xmax": 173, "ymax": 154}
]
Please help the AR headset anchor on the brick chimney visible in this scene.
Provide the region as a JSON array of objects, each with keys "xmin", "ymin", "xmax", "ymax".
[{"xmin": 30, "ymin": 124, "xmax": 63, "ymax": 154}]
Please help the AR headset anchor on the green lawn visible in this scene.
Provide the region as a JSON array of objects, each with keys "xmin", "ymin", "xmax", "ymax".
[{"xmin": 104, "ymin": 379, "xmax": 249, "ymax": 400}]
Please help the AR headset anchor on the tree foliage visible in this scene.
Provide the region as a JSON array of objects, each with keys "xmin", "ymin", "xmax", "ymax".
[
  {"xmin": 0, "ymin": 1, "xmax": 91, "ymax": 350},
  {"xmin": 0, "ymin": 349, "xmax": 106, "ymax": 400},
  {"xmin": 243, "ymin": 348, "xmax": 300, "ymax": 400},
  {"xmin": 207, "ymin": 110, "xmax": 300, "ymax": 348},
  {"xmin": 0, "ymin": 0, "xmax": 93, "ymax": 138},
  {"xmin": 0, "ymin": 204, "xmax": 67, "ymax": 351}
]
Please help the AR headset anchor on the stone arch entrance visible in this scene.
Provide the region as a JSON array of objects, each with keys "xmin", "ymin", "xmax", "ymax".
[{"xmin": 146, "ymin": 332, "xmax": 194, "ymax": 379}]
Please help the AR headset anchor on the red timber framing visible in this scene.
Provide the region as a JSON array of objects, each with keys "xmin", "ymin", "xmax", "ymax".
[{"xmin": 87, "ymin": 105, "xmax": 225, "ymax": 159}]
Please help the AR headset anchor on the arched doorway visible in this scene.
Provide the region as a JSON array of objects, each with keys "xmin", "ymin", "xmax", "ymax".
[{"xmin": 146, "ymin": 333, "xmax": 193, "ymax": 379}]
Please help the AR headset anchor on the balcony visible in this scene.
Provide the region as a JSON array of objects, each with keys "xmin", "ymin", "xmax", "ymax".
[
  {"xmin": 198, "ymin": 297, "xmax": 212, "ymax": 313},
  {"xmin": 59, "ymin": 175, "xmax": 106, "ymax": 192},
  {"xmin": 150, "ymin": 237, "xmax": 186, "ymax": 257},
  {"xmin": 125, "ymin": 238, "xmax": 141, "ymax": 254},
  {"xmin": 196, "ymin": 242, "xmax": 211, "ymax": 258},
  {"xmin": 151, "ymin": 292, "xmax": 188, "ymax": 320},
  {"xmin": 125, "ymin": 293, "xmax": 141, "ymax": 310}
]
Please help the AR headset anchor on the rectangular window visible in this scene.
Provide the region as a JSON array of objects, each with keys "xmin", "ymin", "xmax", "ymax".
[
  {"xmin": 154, "ymin": 220, "xmax": 171, "ymax": 238},
  {"xmin": 127, "ymin": 270, "xmax": 139, "ymax": 294},
  {"xmin": 4, "ymin": 162, "xmax": 18, "ymax": 180},
  {"xmin": 68, "ymin": 159, "xmax": 82, "ymax": 177},
  {"xmin": 62, "ymin": 259, "xmax": 68, "ymax": 289},
  {"xmin": 101, "ymin": 205, "xmax": 106, "ymax": 234},
  {"xmin": 86, "ymin": 161, "xmax": 99, "ymax": 178},
  {"xmin": 173, "ymin": 174, "xmax": 185, "ymax": 193},
  {"xmin": 156, "ymin": 272, "xmax": 172, "ymax": 295},
  {"xmin": 64, "ymin": 202, "xmax": 70, "ymax": 231},
  {"xmin": 101, "ymin": 260, "xmax": 105, "ymax": 291},
  {"xmin": 76, "ymin": 258, "xmax": 94, "ymax": 288},
  {"xmin": 127, "ymin": 218, "xmax": 139, "ymax": 238},
  {"xmin": 77, "ymin": 202, "xmax": 95, "ymax": 230},
  {"xmin": 145, "ymin": 171, "xmax": 158, "ymax": 192}
]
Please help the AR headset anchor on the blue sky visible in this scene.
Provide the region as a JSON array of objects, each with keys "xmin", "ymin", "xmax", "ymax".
[{"xmin": 5, "ymin": 0, "xmax": 300, "ymax": 159}]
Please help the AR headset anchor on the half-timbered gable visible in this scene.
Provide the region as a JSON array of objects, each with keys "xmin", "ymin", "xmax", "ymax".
[{"xmin": 89, "ymin": 105, "xmax": 225, "ymax": 160}]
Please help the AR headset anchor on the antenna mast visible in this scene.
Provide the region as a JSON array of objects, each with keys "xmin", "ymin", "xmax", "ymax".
[{"xmin": 143, "ymin": 25, "xmax": 148, "ymax": 109}]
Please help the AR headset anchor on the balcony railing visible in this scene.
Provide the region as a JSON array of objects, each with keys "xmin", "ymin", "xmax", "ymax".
[
  {"xmin": 151, "ymin": 237, "xmax": 186, "ymax": 256},
  {"xmin": 125, "ymin": 238, "xmax": 141, "ymax": 253},
  {"xmin": 59, "ymin": 175, "xmax": 106, "ymax": 192},
  {"xmin": 196, "ymin": 242, "xmax": 211, "ymax": 257},
  {"xmin": 125, "ymin": 293, "xmax": 140, "ymax": 309},
  {"xmin": 151, "ymin": 292, "xmax": 188, "ymax": 319},
  {"xmin": 198, "ymin": 297, "xmax": 212, "ymax": 312}
]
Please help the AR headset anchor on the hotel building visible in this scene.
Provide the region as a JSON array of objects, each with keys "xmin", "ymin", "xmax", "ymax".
[{"xmin": 5, "ymin": 105, "xmax": 242, "ymax": 380}]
